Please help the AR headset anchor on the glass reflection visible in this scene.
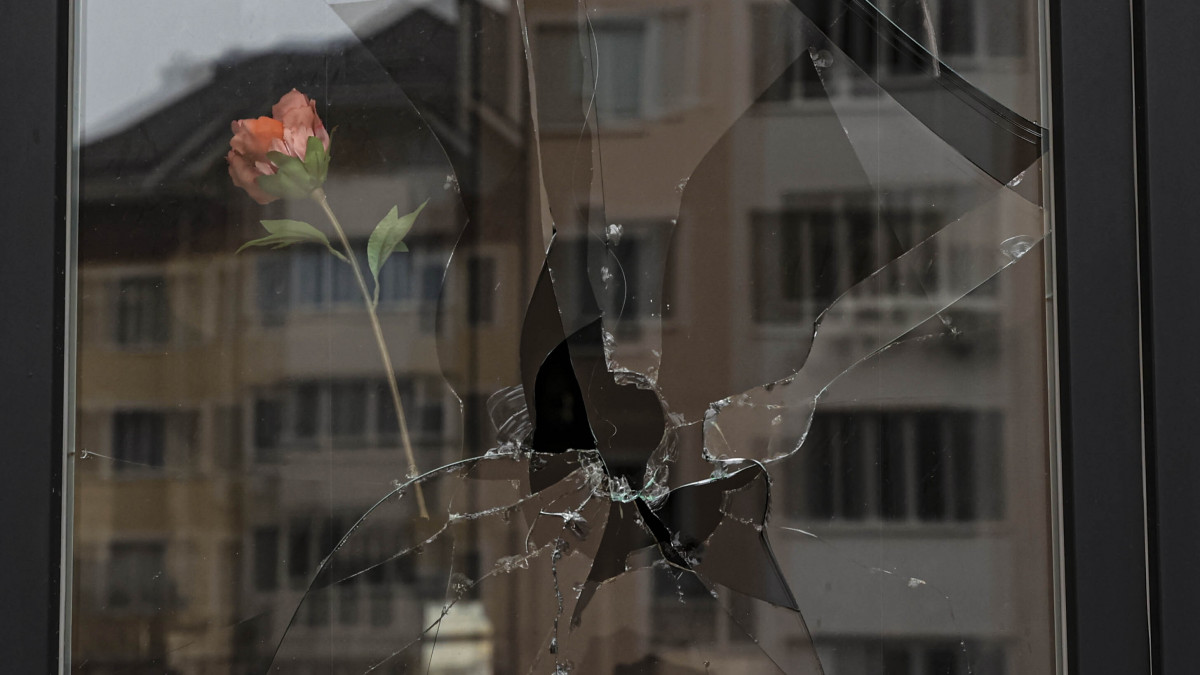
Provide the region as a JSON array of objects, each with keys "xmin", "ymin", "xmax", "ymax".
[{"xmin": 72, "ymin": 0, "xmax": 1055, "ymax": 673}]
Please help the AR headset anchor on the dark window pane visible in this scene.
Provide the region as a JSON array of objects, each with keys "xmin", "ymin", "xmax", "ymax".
[
  {"xmin": 811, "ymin": 211, "xmax": 838, "ymax": 304},
  {"xmin": 330, "ymin": 381, "xmax": 367, "ymax": 439},
  {"xmin": 331, "ymin": 250, "xmax": 360, "ymax": 304},
  {"xmin": 256, "ymin": 254, "xmax": 290, "ymax": 324},
  {"xmin": 952, "ymin": 412, "xmax": 977, "ymax": 521},
  {"xmin": 847, "ymin": 210, "xmax": 876, "ymax": 285},
  {"xmin": 781, "ymin": 218, "xmax": 803, "ymax": 301},
  {"xmin": 976, "ymin": 412, "xmax": 1006, "ymax": 520},
  {"xmin": 917, "ymin": 413, "xmax": 948, "ymax": 521},
  {"xmin": 393, "ymin": 549, "xmax": 416, "ymax": 584},
  {"xmin": 288, "ymin": 523, "xmax": 311, "ymax": 582},
  {"xmin": 213, "ymin": 405, "xmax": 243, "ymax": 470},
  {"xmin": 840, "ymin": 414, "xmax": 867, "ymax": 519},
  {"xmin": 801, "ymin": 413, "xmax": 835, "ymax": 518},
  {"xmin": 420, "ymin": 400, "xmax": 444, "ymax": 437},
  {"xmin": 595, "ymin": 22, "xmax": 645, "ymax": 119},
  {"xmin": 308, "ymin": 590, "xmax": 330, "ymax": 626},
  {"xmin": 879, "ymin": 413, "xmax": 908, "ymax": 520},
  {"xmin": 926, "ymin": 646, "xmax": 958, "ymax": 675},
  {"xmin": 107, "ymin": 542, "xmax": 168, "ymax": 611},
  {"xmin": 882, "ymin": 645, "xmax": 911, "ymax": 675},
  {"xmin": 253, "ymin": 528, "xmax": 279, "ymax": 591},
  {"xmin": 887, "ymin": 1, "xmax": 927, "ymax": 75},
  {"xmin": 116, "ymin": 276, "xmax": 169, "ymax": 345},
  {"xmin": 479, "ymin": 5, "xmax": 510, "ymax": 111},
  {"xmin": 378, "ymin": 251, "xmax": 412, "ymax": 303},
  {"xmin": 377, "ymin": 379, "xmax": 415, "ymax": 438},
  {"xmin": 254, "ymin": 398, "xmax": 282, "ymax": 458},
  {"xmin": 295, "ymin": 250, "xmax": 327, "ymax": 307},
  {"xmin": 468, "ymin": 256, "xmax": 496, "ymax": 324},
  {"xmin": 420, "ymin": 264, "xmax": 442, "ymax": 332},
  {"xmin": 338, "ymin": 584, "xmax": 359, "ymax": 625},
  {"xmin": 112, "ymin": 411, "xmax": 165, "ymax": 470},
  {"xmin": 295, "ymin": 383, "xmax": 320, "ymax": 440},
  {"xmin": 940, "ymin": 0, "xmax": 976, "ymax": 56},
  {"xmin": 750, "ymin": 4, "xmax": 792, "ymax": 100},
  {"xmin": 370, "ymin": 588, "xmax": 393, "ymax": 627}
]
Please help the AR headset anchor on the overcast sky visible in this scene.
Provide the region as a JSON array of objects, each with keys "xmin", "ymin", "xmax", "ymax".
[{"xmin": 80, "ymin": 0, "xmax": 391, "ymax": 139}]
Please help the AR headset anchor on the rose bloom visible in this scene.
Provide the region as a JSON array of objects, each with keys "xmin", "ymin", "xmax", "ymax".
[{"xmin": 226, "ymin": 89, "xmax": 331, "ymax": 204}]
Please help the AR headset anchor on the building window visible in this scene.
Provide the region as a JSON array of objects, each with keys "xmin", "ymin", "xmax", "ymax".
[
  {"xmin": 307, "ymin": 589, "xmax": 331, "ymax": 626},
  {"xmin": 294, "ymin": 383, "xmax": 321, "ymax": 442},
  {"xmin": 330, "ymin": 381, "xmax": 368, "ymax": 440},
  {"xmin": 752, "ymin": 194, "xmax": 977, "ymax": 325},
  {"xmin": 535, "ymin": 11, "xmax": 693, "ymax": 127},
  {"xmin": 751, "ymin": 0, "xmax": 1023, "ymax": 105},
  {"xmin": 419, "ymin": 262, "xmax": 442, "ymax": 333},
  {"xmin": 750, "ymin": 0, "xmax": 882, "ymax": 102},
  {"xmin": 287, "ymin": 522, "xmax": 312, "ymax": 586},
  {"xmin": 750, "ymin": 1, "xmax": 815, "ymax": 102},
  {"xmin": 602, "ymin": 227, "xmax": 664, "ymax": 323},
  {"xmin": 294, "ymin": 249, "xmax": 328, "ymax": 308},
  {"xmin": 939, "ymin": 0, "xmax": 977, "ymax": 56},
  {"xmin": 253, "ymin": 398, "xmax": 282, "ymax": 461},
  {"xmin": 254, "ymin": 243, "xmax": 441, "ymax": 323},
  {"xmin": 787, "ymin": 409, "xmax": 1004, "ymax": 523},
  {"xmin": 115, "ymin": 276, "xmax": 169, "ymax": 346},
  {"xmin": 821, "ymin": 639, "xmax": 1006, "ymax": 675},
  {"xmin": 256, "ymin": 254, "xmax": 290, "ymax": 326},
  {"xmin": 377, "ymin": 250, "xmax": 413, "ymax": 304},
  {"xmin": 331, "ymin": 248, "xmax": 368, "ymax": 306},
  {"xmin": 111, "ymin": 411, "xmax": 165, "ymax": 470},
  {"xmin": 467, "ymin": 256, "xmax": 496, "ymax": 325},
  {"xmin": 370, "ymin": 587, "xmax": 394, "ymax": 627},
  {"xmin": 377, "ymin": 377, "xmax": 444, "ymax": 445},
  {"xmin": 256, "ymin": 378, "xmax": 446, "ymax": 450},
  {"xmin": 478, "ymin": 4, "xmax": 512, "ymax": 114},
  {"xmin": 212, "ymin": 405, "xmax": 243, "ymax": 470},
  {"xmin": 651, "ymin": 571, "xmax": 719, "ymax": 646},
  {"xmin": 376, "ymin": 379, "xmax": 409, "ymax": 438},
  {"xmin": 107, "ymin": 542, "xmax": 169, "ymax": 611},
  {"xmin": 463, "ymin": 392, "xmax": 491, "ymax": 454},
  {"xmin": 253, "ymin": 527, "xmax": 280, "ymax": 591},
  {"xmin": 556, "ymin": 221, "xmax": 670, "ymax": 337}
]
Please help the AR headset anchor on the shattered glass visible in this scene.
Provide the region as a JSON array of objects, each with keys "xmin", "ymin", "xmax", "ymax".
[{"xmin": 70, "ymin": 0, "xmax": 1057, "ymax": 673}]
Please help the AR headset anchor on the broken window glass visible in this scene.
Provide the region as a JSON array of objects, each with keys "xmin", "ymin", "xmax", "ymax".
[{"xmin": 69, "ymin": 0, "xmax": 1058, "ymax": 672}]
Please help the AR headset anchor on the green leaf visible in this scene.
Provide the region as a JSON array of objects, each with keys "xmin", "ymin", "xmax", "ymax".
[
  {"xmin": 255, "ymin": 149, "xmax": 328, "ymax": 200},
  {"xmin": 367, "ymin": 201, "xmax": 427, "ymax": 284},
  {"xmin": 237, "ymin": 219, "xmax": 334, "ymax": 254},
  {"xmin": 256, "ymin": 171, "xmax": 309, "ymax": 200},
  {"xmin": 303, "ymin": 136, "xmax": 330, "ymax": 185}
]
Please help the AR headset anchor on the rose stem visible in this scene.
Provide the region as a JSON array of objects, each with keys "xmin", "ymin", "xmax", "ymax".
[{"xmin": 312, "ymin": 188, "xmax": 429, "ymax": 519}]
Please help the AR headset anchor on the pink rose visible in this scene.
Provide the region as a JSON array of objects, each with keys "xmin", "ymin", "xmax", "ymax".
[{"xmin": 227, "ymin": 89, "xmax": 331, "ymax": 204}]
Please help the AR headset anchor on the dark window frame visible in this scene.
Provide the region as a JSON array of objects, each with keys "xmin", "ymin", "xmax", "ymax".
[
  {"xmin": 1051, "ymin": 0, "xmax": 1154, "ymax": 671},
  {"xmin": 0, "ymin": 0, "xmax": 70, "ymax": 671},
  {"xmin": 0, "ymin": 0, "xmax": 1188, "ymax": 672},
  {"xmin": 1134, "ymin": 1, "xmax": 1200, "ymax": 672}
]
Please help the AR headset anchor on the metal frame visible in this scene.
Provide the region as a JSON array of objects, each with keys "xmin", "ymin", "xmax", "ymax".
[
  {"xmin": 1134, "ymin": 2, "xmax": 1200, "ymax": 673},
  {"xmin": 0, "ymin": 0, "xmax": 71, "ymax": 672},
  {"xmin": 0, "ymin": 0, "xmax": 1186, "ymax": 672},
  {"xmin": 1051, "ymin": 0, "xmax": 1153, "ymax": 672}
]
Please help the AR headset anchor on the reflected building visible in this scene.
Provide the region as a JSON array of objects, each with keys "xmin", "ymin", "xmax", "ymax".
[
  {"xmin": 72, "ymin": 1, "xmax": 1054, "ymax": 674},
  {"xmin": 74, "ymin": 4, "xmax": 528, "ymax": 672},
  {"xmin": 520, "ymin": 0, "xmax": 1053, "ymax": 673}
]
